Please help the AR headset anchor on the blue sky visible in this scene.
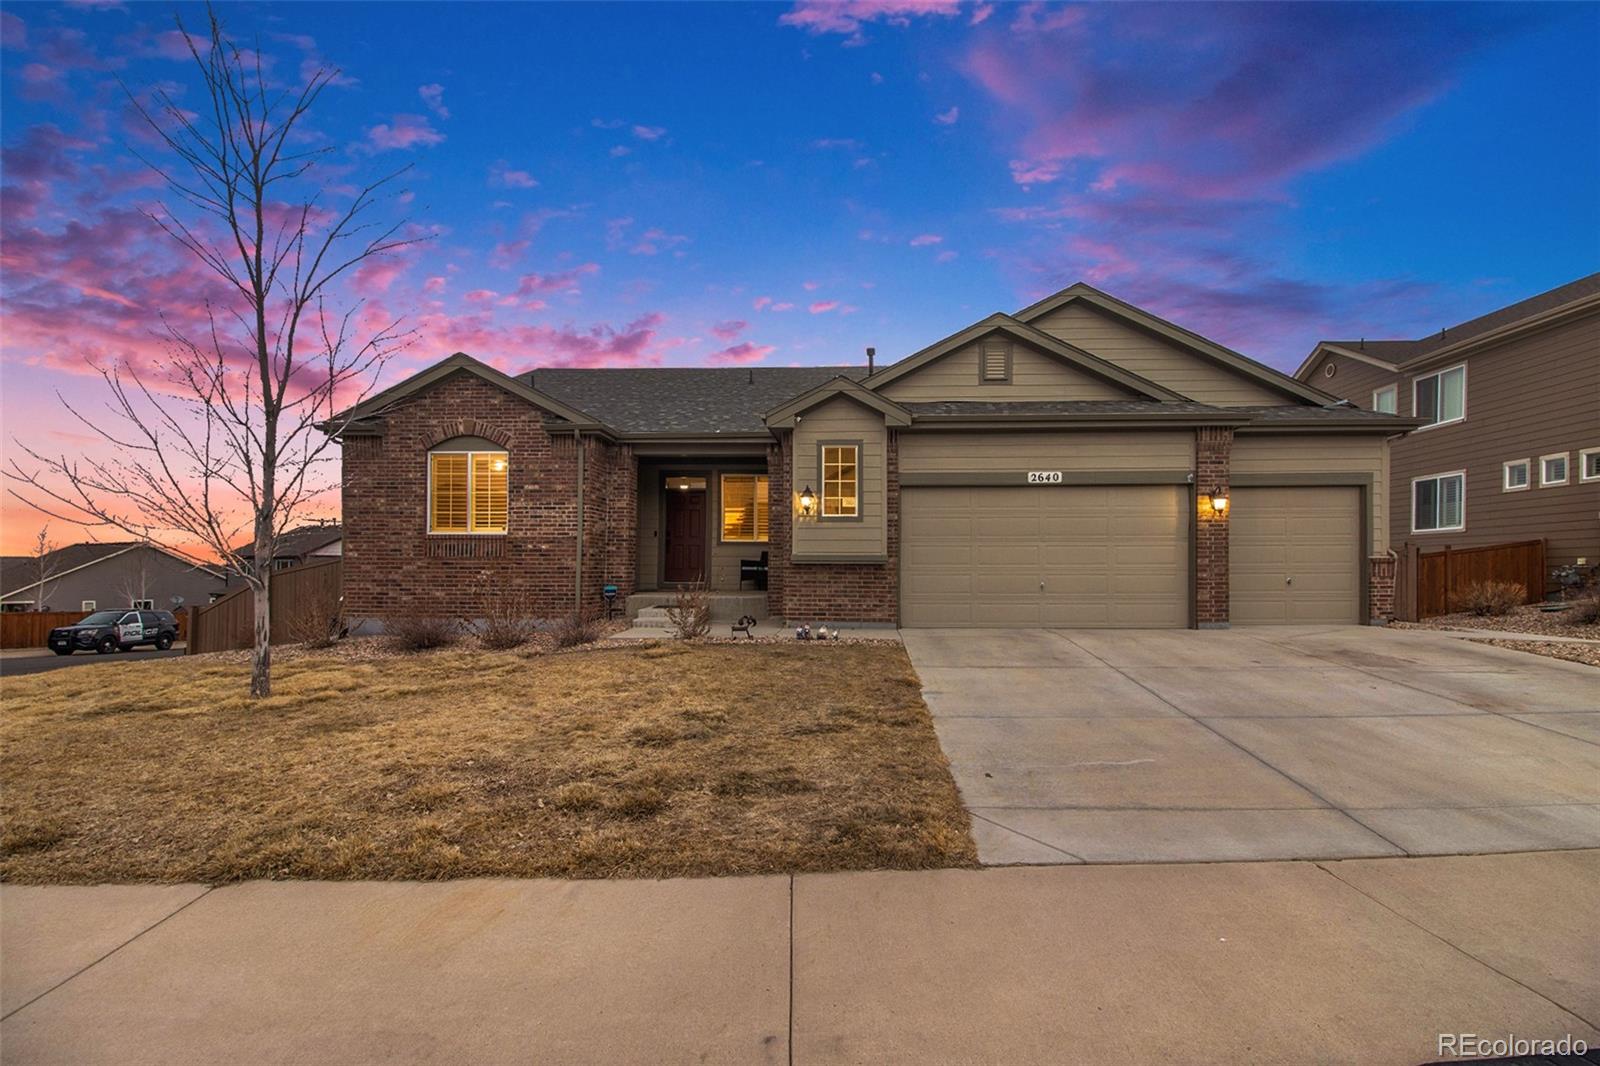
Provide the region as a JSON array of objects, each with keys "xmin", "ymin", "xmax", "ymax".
[{"xmin": 2, "ymin": 1, "xmax": 1597, "ymax": 546}]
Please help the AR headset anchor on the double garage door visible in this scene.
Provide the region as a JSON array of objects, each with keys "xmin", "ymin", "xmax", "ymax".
[{"xmin": 900, "ymin": 484, "xmax": 1360, "ymax": 628}]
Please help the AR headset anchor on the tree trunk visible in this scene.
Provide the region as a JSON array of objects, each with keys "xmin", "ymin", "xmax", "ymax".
[{"xmin": 251, "ymin": 518, "xmax": 273, "ymax": 697}]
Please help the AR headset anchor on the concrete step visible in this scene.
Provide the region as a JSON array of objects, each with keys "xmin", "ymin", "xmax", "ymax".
[{"xmin": 625, "ymin": 591, "xmax": 768, "ymax": 622}]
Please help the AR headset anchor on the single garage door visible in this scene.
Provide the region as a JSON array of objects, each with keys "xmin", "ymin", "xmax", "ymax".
[
  {"xmin": 900, "ymin": 485, "xmax": 1189, "ymax": 628},
  {"xmin": 1229, "ymin": 486, "xmax": 1361, "ymax": 625}
]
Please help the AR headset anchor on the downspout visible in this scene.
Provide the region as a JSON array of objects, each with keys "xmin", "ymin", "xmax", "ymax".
[{"xmin": 574, "ymin": 429, "xmax": 585, "ymax": 613}]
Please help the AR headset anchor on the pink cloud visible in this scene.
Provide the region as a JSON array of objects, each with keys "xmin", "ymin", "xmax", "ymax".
[
  {"xmin": 488, "ymin": 239, "xmax": 530, "ymax": 270},
  {"xmin": 632, "ymin": 125, "xmax": 667, "ymax": 141},
  {"xmin": 802, "ymin": 280, "xmax": 821, "ymax": 291},
  {"xmin": 752, "ymin": 296, "xmax": 773, "ymax": 310},
  {"xmin": 1008, "ymin": 159, "xmax": 1063, "ymax": 186},
  {"xmin": 609, "ymin": 145, "xmax": 632, "ymax": 158},
  {"xmin": 630, "ymin": 228, "xmax": 689, "ymax": 256},
  {"xmin": 770, "ymin": 301, "xmax": 796, "ymax": 312},
  {"xmin": 364, "ymin": 114, "xmax": 444, "ymax": 151},
  {"xmin": 489, "ymin": 160, "xmax": 539, "ymax": 189},
  {"xmin": 710, "ymin": 341, "xmax": 775, "ymax": 365},
  {"xmin": 711, "ymin": 319, "xmax": 747, "ymax": 341},
  {"xmin": 418, "ymin": 83, "xmax": 449, "ymax": 119},
  {"xmin": 779, "ymin": 0, "xmax": 962, "ymax": 43},
  {"xmin": 933, "ymin": 106, "xmax": 960, "ymax": 126},
  {"xmin": 909, "ymin": 233, "xmax": 943, "ymax": 246},
  {"xmin": 463, "ymin": 289, "xmax": 498, "ymax": 304},
  {"xmin": 935, "ymin": 250, "xmax": 959, "ymax": 263},
  {"xmin": 512, "ymin": 264, "xmax": 600, "ymax": 299},
  {"xmin": 969, "ymin": 3, "xmax": 994, "ymax": 25},
  {"xmin": 423, "ymin": 276, "xmax": 448, "ymax": 294},
  {"xmin": 808, "ymin": 300, "xmax": 839, "ymax": 314}
]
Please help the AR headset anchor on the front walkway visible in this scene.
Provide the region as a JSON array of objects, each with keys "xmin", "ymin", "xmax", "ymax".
[
  {"xmin": 3, "ymin": 851, "xmax": 1596, "ymax": 1064},
  {"xmin": 903, "ymin": 626, "xmax": 1600, "ymax": 864}
]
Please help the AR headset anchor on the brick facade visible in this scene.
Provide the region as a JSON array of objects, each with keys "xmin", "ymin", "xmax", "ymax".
[
  {"xmin": 1367, "ymin": 554, "xmax": 1396, "ymax": 624},
  {"xmin": 342, "ymin": 370, "xmax": 635, "ymax": 621},
  {"xmin": 764, "ymin": 430, "xmax": 900, "ymax": 624},
  {"xmin": 1194, "ymin": 426, "xmax": 1233, "ymax": 627}
]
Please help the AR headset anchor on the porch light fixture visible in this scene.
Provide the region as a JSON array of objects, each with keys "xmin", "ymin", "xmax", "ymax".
[
  {"xmin": 798, "ymin": 485, "xmax": 816, "ymax": 517},
  {"xmin": 1209, "ymin": 492, "xmax": 1229, "ymax": 515}
]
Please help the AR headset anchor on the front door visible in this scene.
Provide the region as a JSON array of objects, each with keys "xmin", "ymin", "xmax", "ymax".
[{"xmin": 663, "ymin": 486, "xmax": 708, "ymax": 583}]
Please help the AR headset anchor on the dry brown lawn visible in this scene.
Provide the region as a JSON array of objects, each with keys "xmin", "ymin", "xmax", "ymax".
[{"xmin": 0, "ymin": 642, "xmax": 975, "ymax": 883}]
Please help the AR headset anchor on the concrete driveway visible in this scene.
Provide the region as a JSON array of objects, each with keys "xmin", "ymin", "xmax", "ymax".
[{"xmin": 903, "ymin": 626, "xmax": 1600, "ymax": 864}]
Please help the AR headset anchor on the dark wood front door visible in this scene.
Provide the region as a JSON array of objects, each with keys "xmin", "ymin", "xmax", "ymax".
[{"xmin": 663, "ymin": 489, "xmax": 707, "ymax": 583}]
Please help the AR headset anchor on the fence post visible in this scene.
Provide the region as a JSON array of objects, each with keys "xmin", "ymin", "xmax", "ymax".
[{"xmin": 185, "ymin": 605, "xmax": 199, "ymax": 654}]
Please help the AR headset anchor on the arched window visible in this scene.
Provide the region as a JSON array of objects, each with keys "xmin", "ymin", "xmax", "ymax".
[{"xmin": 428, "ymin": 436, "xmax": 508, "ymax": 534}]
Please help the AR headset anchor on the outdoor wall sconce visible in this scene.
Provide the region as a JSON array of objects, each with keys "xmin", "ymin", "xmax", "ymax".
[
  {"xmin": 798, "ymin": 485, "xmax": 817, "ymax": 517},
  {"xmin": 1208, "ymin": 492, "xmax": 1229, "ymax": 515}
]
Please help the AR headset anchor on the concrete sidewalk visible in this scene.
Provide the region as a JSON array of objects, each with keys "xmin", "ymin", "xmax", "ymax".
[{"xmin": 3, "ymin": 850, "xmax": 1596, "ymax": 1064}]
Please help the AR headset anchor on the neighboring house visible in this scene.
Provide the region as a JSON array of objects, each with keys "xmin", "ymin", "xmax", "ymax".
[
  {"xmin": 234, "ymin": 523, "xmax": 343, "ymax": 573},
  {"xmin": 0, "ymin": 541, "xmax": 230, "ymax": 613},
  {"xmin": 325, "ymin": 282, "xmax": 1418, "ymax": 629},
  {"xmin": 1296, "ymin": 273, "xmax": 1600, "ymax": 589}
]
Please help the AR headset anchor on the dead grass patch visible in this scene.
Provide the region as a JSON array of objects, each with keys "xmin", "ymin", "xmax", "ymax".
[{"xmin": 1, "ymin": 643, "xmax": 975, "ymax": 883}]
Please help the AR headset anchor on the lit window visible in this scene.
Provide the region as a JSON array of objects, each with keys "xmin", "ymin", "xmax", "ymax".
[
  {"xmin": 1540, "ymin": 452, "xmax": 1569, "ymax": 487},
  {"xmin": 1412, "ymin": 472, "xmax": 1465, "ymax": 533},
  {"xmin": 720, "ymin": 474, "xmax": 770, "ymax": 542},
  {"xmin": 1502, "ymin": 459, "xmax": 1530, "ymax": 493},
  {"xmin": 1371, "ymin": 385, "xmax": 1397, "ymax": 414},
  {"xmin": 822, "ymin": 445, "xmax": 859, "ymax": 517},
  {"xmin": 429, "ymin": 450, "xmax": 508, "ymax": 533},
  {"xmin": 1412, "ymin": 365, "xmax": 1465, "ymax": 428},
  {"xmin": 1581, "ymin": 448, "xmax": 1600, "ymax": 483}
]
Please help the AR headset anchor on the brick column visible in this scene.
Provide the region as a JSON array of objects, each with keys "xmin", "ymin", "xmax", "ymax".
[
  {"xmin": 1194, "ymin": 427, "xmax": 1232, "ymax": 628},
  {"xmin": 766, "ymin": 434, "xmax": 791, "ymax": 618},
  {"xmin": 1367, "ymin": 554, "xmax": 1395, "ymax": 625}
]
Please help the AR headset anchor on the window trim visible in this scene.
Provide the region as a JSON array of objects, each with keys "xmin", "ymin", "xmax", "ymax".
[
  {"xmin": 1371, "ymin": 384, "xmax": 1397, "ymax": 415},
  {"xmin": 718, "ymin": 472, "xmax": 770, "ymax": 544},
  {"xmin": 817, "ymin": 440, "xmax": 863, "ymax": 521},
  {"xmin": 1580, "ymin": 447, "xmax": 1600, "ymax": 483},
  {"xmin": 1501, "ymin": 458, "xmax": 1531, "ymax": 493},
  {"xmin": 1410, "ymin": 470, "xmax": 1466, "ymax": 534},
  {"xmin": 1410, "ymin": 363, "xmax": 1467, "ymax": 431},
  {"xmin": 1539, "ymin": 451, "xmax": 1570, "ymax": 488},
  {"xmin": 427, "ymin": 448, "xmax": 509, "ymax": 535}
]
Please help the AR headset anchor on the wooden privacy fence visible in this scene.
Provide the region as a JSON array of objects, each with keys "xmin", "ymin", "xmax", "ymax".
[
  {"xmin": 186, "ymin": 559, "xmax": 342, "ymax": 654},
  {"xmin": 1395, "ymin": 539, "xmax": 1546, "ymax": 621},
  {"xmin": 2, "ymin": 609, "xmax": 189, "ymax": 649}
]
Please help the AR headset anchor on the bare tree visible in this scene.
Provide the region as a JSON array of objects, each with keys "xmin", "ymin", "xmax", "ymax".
[
  {"xmin": 6, "ymin": 7, "xmax": 421, "ymax": 696},
  {"xmin": 28, "ymin": 525, "xmax": 62, "ymax": 612},
  {"xmin": 115, "ymin": 550, "xmax": 153, "ymax": 610}
]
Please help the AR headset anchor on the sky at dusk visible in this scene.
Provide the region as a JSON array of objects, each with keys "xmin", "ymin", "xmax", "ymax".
[{"xmin": 2, "ymin": 0, "xmax": 1598, "ymax": 554}]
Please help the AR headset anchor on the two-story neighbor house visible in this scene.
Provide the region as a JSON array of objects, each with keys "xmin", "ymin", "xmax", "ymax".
[
  {"xmin": 1296, "ymin": 273, "xmax": 1600, "ymax": 592},
  {"xmin": 327, "ymin": 282, "xmax": 1418, "ymax": 629}
]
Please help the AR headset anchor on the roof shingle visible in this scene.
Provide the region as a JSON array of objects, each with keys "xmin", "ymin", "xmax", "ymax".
[{"xmin": 523, "ymin": 366, "xmax": 867, "ymax": 434}]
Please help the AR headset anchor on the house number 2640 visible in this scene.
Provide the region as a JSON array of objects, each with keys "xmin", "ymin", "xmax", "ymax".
[{"xmin": 1027, "ymin": 471, "xmax": 1064, "ymax": 484}]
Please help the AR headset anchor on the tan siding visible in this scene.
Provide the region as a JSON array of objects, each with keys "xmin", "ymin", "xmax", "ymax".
[
  {"xmin": 1322, "ymin": 315, "xmax": 1600, "ymax": 567},
  {"xmin": 900, "ymin": 430, "xmax": 1193, "ymax": 474},
  {"xmin": 880, "ymin": 339, "xmax": 1134, "ymax": 402},
  {"xmin": 1231, "ymin": 434, "xmax": 1388, "ymax": 549},
  {"xmin": 1033, "ymin": 303, "xmax": 1288, "ymax": 404},
  {"xmin": 792, "ymin": 397, "xmax": 887, "ymax": 559}
]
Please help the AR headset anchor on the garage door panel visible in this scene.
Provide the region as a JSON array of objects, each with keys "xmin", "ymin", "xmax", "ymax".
[
  {"xmin": 1229, "ymin": 486, "xmax": 1360, "ymax": 626},
  {"xmin": 902, "ymin": 485, "xmax": 1189, "ymax": 628}
]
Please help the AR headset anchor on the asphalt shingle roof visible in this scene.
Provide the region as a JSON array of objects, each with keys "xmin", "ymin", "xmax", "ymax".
[
  {"xmin": 1323, "ymin": 272, "xmax": 1600, "ymax": 366},
  {"xmin": 233, "ymin": 523, "xmax": 343, "ymax": 561},
  {"xmin": 523, "ymin": 366, "xmax": 868, "ymax": 434},
  {"xmin": 0, "ymin": 542, "xmax": 139, "ymax": 595}
]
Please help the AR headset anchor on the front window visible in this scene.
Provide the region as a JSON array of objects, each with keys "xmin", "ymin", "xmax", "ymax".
[
  {"xmin": 1412, "ymin": 472, "xmax": 1465, "ymax": 533},
  {"xmin": 1540, "ymin": 453, "xmax": 1569, "ymax": 487},
  {"xmin": 720, "ymin": 474, "xmax": 770, "ymax": 542},
  {"xmin": 1502, "ymin": 459, "xmax": 1530, "ymax": 492},
  {"xmin": 1582, "ymin": 448, "xmax": 1600, "ymax": 483},
  {"xmin": 430, "ymin": 450, "xmax": 508, "ymax": 533},
  {"xmin": 1413, "ymin": 365, "xmax": 1465, "ymax": 428},
  {"xmin": 1371, "ymin": 385, "xmax": 1397, "ymax": 414},
  {"xmin": 81, "ymin": 600, "xmax": 97, "ymax": 612},
  {"xmin": 821, "ymin": 444, "xmax": 859, "ymax": 517},
  {"xmin": 132, "ymin": 598, "xmax": 154, "ymax": 610}
]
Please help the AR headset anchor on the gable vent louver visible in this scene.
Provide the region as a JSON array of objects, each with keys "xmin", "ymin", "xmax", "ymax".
[{"xmin": 980, "ymin": 338, "xmax": 1011, "ymax": 383}]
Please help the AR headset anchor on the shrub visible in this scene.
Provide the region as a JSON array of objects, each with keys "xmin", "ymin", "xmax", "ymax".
[
  {"xmin": 287, "ymin": 594, "xmax": 345, "ymax": 649},
  {"xmin": 548, "ymin": 609, "xmax": 606, "ymax": 649},
  {"xmin": 1453, "ymin": 580, "xmax": 1524, "ymax": 617},
  {"xmin": 385, "ymin": 614, "xmax": 462, "ymax": 651},
  {"xmin": 1569, "ymin": 591, "xmax": 1600, "ymax": 626},
  {"xmin": 478, "ymin": 589, "xmax": 539, "ymax": 650},
  {"xmin": 666, "ymin": 581, "xmax": 711, "ymax": 640}
]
